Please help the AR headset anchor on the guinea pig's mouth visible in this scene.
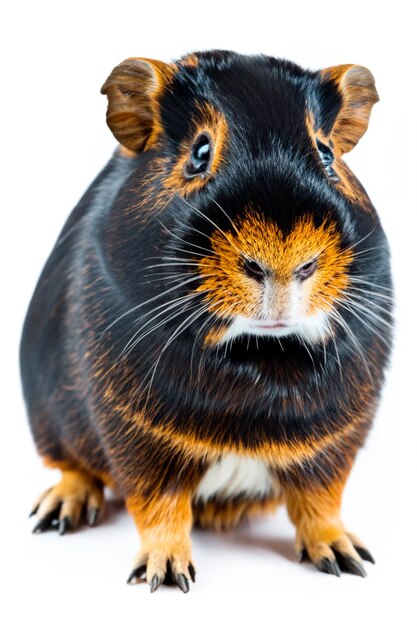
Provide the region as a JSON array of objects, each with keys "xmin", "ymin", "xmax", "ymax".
[
  {"xmin": 218, "ymin": 312, "xmax": 329, "ymax": 346},
  {"xmin": 251, "ymin": 320, "xmax": 292, "ymax": 330}
]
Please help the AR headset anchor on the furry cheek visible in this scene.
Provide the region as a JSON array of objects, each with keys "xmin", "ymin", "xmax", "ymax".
[{"xmin": 195, "ymin": 260, "xmax": 264, "ymax": 320}]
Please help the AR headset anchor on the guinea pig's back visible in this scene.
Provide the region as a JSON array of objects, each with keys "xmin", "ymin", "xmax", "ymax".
[{"xmin": 19, "ymin": 151, "xmax": 137, "ymax": 464}]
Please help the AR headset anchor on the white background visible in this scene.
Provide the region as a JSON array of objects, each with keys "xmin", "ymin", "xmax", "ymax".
[{"xmin": 1, "ymin": 1, "xmax": 416, "ymax": 624}]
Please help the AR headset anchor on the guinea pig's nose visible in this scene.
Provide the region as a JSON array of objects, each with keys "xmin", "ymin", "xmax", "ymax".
[{"xmin": 262, "ymin": 281, "xmax": 295, "ymax": 322}]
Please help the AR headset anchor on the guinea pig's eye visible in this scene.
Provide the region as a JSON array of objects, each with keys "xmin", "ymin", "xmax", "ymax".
[
  {"xmin": 184, "ymin": 132, "xmax": 212, "ymax": 178},
  {"xmin": 295, "ymin": 258, "xmax": 318, "ymax": 281},
  {"xmin": 316, "ymin": 140, "xmax": 339, "ymax": 182},
  {"xmin": 242, "ymin": 258, "xmax": 266, "ymax": 281}
]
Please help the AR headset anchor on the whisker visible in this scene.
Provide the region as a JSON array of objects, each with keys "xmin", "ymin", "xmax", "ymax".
[
  {"xmin": 344, "ymin": 285, "xmax": 395, "ymax": 303},
  {"xmin": 131, "ymin": 292, "xmax": 198, "ymax": 325},
  {"xmin": 121, "ymin": 291, "xmax": 210, "ymax": 356},
  {"xmin": 140, "ymin": 304, "xmax": 211, "ymax": 410},
  {"xmin": 336, "ymin": 297, "xmax": 392, "ymax": 329},
  {"xmin": 140, "ymin": 272, "xmax": 193, "ymax": 285},
  {"xmin": 126, "ymin": 280, "xmax": 216, "ymax": 335},
  {"xmin": 329, "ymin": 326, "xmax": 343, "ymax": 383},
  {"xmin": 142, "ymin": 259, "xmax": 213, "ymax": 270},
  {"xmin": 297, "ymin": 334, "xmax": 320, "ymax": 390},
  {"xmin": 141, "ymin": 271, "xmax": 216, "ymax": 285},
  {"xmin": 348, "ymin": 277, "xmax": 394, "ymax": 293},
  {"xmin": 321, "ymin": 332, "xmax": 327, "ymax": 369},
  {"xmin": 352, "ymin": 246, "xmax": 383, "ymax": 258},
  {"xmin": 189, "ymin": 298, "xmax": 234, "ymax": 382},
  {"xmin": 199, "ymin": 302, "xmax": 239, "ymax": 383},
  {"xmin": 207, "ymin": 193, "xmax": 240, "ymax": 236},
  {"xmin": 181, "ymin": 222, "xmax": 222, "ymax": 247},
  {"xmin": 124, "ymin": 297, "xmax": 206, "ymax": 358},
  {"xmin": 343, "ymin": 227, "xmax": 377, "ymax": 253},
  {"xmin": 114, "ymin": 294, "xmax": 195, "ymax": 354},
  {"xmin": 162, "ymin": 247, "xmax": 211, "ymax": 259},
  {"xmin": 158, "ymin": 220, "xmax": 222, "ymax": 258},
  {"xmin": 145, "ymin": 255, "xmax": 211, "ymax": 264},
  {"xmin": 102, "ymin": 274, "xmax": 207, "ymax": 335},
  {"xmin": 335, "ymin": 301, "xmax": 392, "ymax": 347},
  {"xmin": 121, "ymin": 302, "xmax": 191, "ymax": 358},
  {"xmin": 340, "ymin": 292, "xmax": 394, "ymax": 315},
  {"xmin": 324, "ymin": 304, "xmax": 374, "ymax": 387},
  {"xmin": 181, "ymin": 196, "xmax": 248, "ymax": 259}
]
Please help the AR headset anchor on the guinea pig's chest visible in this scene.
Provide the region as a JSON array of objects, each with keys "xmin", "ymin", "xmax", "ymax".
[
  {"xmin": 194, "ymin": 454, "xmax": 280, "ymax": 502},
  {"xmin": 135, "ymin": 342, "xmax": 348, "ymax": 450}
]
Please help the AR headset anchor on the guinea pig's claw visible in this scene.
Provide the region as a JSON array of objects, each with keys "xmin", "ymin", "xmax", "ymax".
[
  {"xmin": 32, "ymin": 511, "xmax": 59, "ymax": 534},
  {"xmin": 353, "ymin": 546, "xmax": 375, "ymax": 564},
  {"xmin": 174, "ymin": 572, "xmax": 190, "ymax": 593},
  {"xmin": 29, "ymin": 505, "xmax": 39, "ymax": 518},
  {"xmin": 30, "ymin": 472, "xmax": 104, "ymax": 536},
  {"xmin": 188, "ymin": 562, "xmax": 196, "ymax": 582},
  {"xmin": 127, "ymin": 558, "xmax": 195, "ymax": 593},
  {"xmin": 333, "ymin": 552, "xmax": 367, "ymax": 578},
  {"xmin": 87, "ymin": 507, "xmax": 101, "ymax": 527},
  {"xmin": 58, "ymin": 516, "xmax": 71, "ymax": 536},
  {"xmin": 127, "ymin": 565, "xmax": 147, "ymax": 584},
  {"xmin": 298, "ymin": 548, "xmax": 308, "ymax": 563},
  {"xmin": 298, "ymin": 529, "xmax": 373, "ymax": 578},
  {"xmin": 315, "ymin": 557, "xmax": 341, "ymax": 577},
  {"xmin": 150, "ymin": 575, "xmax": 163, "ymax": 593}
]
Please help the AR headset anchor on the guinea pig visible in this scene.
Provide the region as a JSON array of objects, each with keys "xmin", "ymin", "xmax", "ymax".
[{"xmin": 20, "ymin": 49, "xmax": 393, "ymax": 593}]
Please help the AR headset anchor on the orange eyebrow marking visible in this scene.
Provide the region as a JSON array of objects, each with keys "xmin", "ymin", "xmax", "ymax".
[
  {"xmin": 125, "ymin": 104, "xmax": 228, "ymax": 218},
  {"xmin": 305, "ymin": 110, "xmax": 374, "ymax": 212},
  {"xmin": 163, "ymin": 102, "xmax": 228, "ymax": 196}
]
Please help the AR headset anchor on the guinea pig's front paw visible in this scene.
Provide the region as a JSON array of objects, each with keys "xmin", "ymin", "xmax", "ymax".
[
  {"xmin": 127, "ymin": 543, "xmax": 196, "ymax": 593},
  {"xmin": 297, "ymin": 527, "xmax": 375, "ymax": 578},
  {"xmin": 30, "ymin": 470, "xmax": 104, "ymax": 534}
]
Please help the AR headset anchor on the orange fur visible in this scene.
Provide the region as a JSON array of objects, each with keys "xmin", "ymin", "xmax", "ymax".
[
  {"xmin": 42, "ymin": 455, "xmax": 115, "ymax": 489},
  {"xmin": 203, "ymin": 324, "xmax": 230, "ymax": 346},
  {"xmin": 332, "ymin": 157, "xmax": 374, "ymax": 211},
  {"xmin": 178, "ymin": 54, "xmax": 199, "ymax": 68},
  {"xmin": 75, "ymin": 345, "xmax": 377, "ymax": 471},
  {"xmin": 320, "ymin": 64, "xmax": 379, "ymax": 155},
  {"xmin": 285, "ymin": 479, "xmax": 350, "ymax": 562},
  {"xmin": 194, "ymin": 210, "xmax": 353, "ymax": 320},
  {"xmin": 32, "ymin": 469, "xmax": 104, "ymax": 528},
  {"xmin": 124, "ymin": 103, "xmax": 228, "ymax": 217},
  {"xmin": 305, "ymin": 110, "xmax": 374, "ymax": 211},
  {"xmin": 126, "ymin": 491, "xmax": 194, "ymax": 583},
  {"xmin": 101, "ymin": 58, "xmax": 176, "ymax": 152},
  {"xmin": 118, "ymin": 145, "xmax": 137, "ymax": 158},
  {"xmin": 193, "ymin": 495, "xmax": 282, "ymax": 531}
]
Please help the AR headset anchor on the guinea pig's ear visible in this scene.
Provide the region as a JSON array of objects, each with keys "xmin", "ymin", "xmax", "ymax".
[
  {"xmin": 101, "ymin": 58, "xmax": 175, "ymax": 151},
  {"xmin": 319, "ymin": 64, "xmax": 379, "ymax": 154}
]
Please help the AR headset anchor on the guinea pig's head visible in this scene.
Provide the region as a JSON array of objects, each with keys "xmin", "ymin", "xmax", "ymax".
[{"xmin": 102, "ymin": 51, "xmax": 387, "ymax": 350}]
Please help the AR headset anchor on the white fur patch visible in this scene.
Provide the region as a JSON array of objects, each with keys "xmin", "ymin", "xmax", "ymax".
[
  {"xmin": 194, "ymin": 454, "xmax": 280, "ymax": 502},
  {"xmin": 219, "ymin": 311, "xmax": 329, "ymax": 345}
]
